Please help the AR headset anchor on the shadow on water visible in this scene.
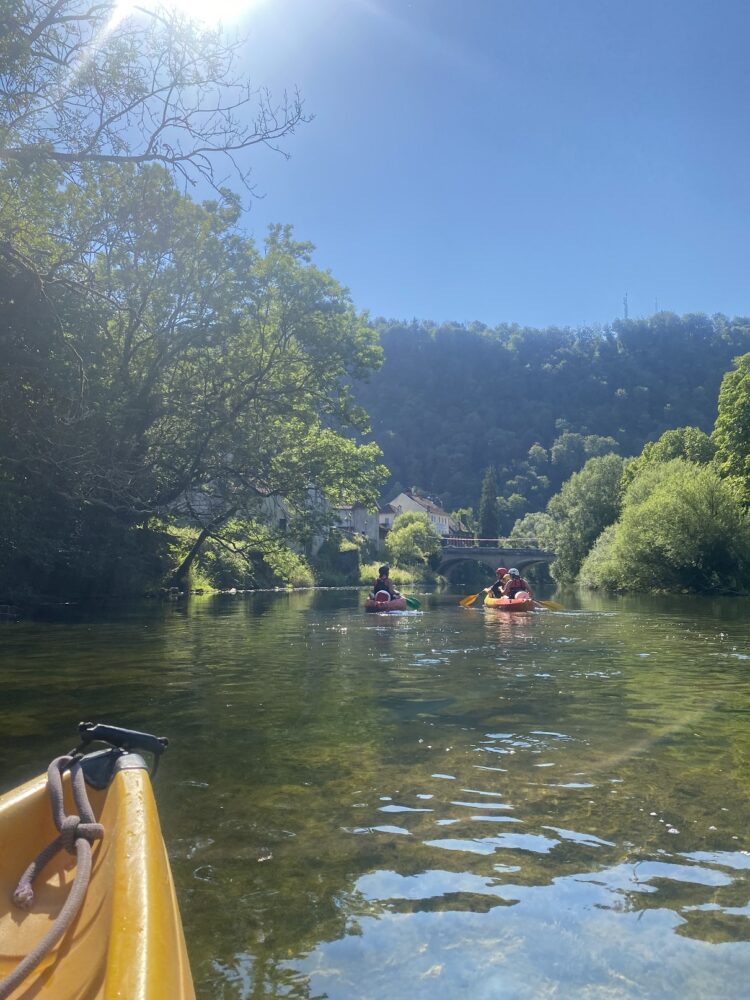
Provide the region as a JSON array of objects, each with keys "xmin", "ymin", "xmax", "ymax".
[{"xmin": 2, "ymin": 589, "xmax": 750, "ymax": 997}]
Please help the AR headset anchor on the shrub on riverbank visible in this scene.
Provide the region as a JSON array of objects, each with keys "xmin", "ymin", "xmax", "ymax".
[
  {"xmin": 313, "ymin": 534, "xmax": 363, "ymax": 586},
  {"xmin": 579, "ymin": 460, "xmax": 750, "ymax": 593},
  {"xmin": 359, "ymin": 562, "xmax": 433, "ymax": 587}
]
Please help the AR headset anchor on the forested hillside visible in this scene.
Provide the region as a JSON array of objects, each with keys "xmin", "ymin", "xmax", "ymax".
[{"xmin": 356, "ymin": 314, "xmax": 750, "ymax": 517}]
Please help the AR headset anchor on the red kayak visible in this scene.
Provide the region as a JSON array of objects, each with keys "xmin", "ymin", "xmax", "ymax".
[
  {"xmin": 484, "ymin": 591, "xmax": 535, "ymax": 612},
  {"xmin": 365, "ymin": 591, "xmax": 407, "ymax": 612}
]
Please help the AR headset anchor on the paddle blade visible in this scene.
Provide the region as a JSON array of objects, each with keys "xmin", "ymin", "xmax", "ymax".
[
  {"xmin": 537, "ymin": 599, "xmax": 564, "ymax": 611},
  {"xmin": 459, "ymin": 592, "xmax": 480, "ymax": 607},
  {"xmin": 405, "ymin": 596, "xmax": 421, "ymax": 609}
]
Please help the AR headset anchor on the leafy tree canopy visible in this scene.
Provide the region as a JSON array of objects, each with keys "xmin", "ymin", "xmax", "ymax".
[
  {"xmin": 580, "ymin": 460, "xmax": 750, "ymax": 593},
  {"xmin": 478, "ymin": 465, "xmax": 499, "ymax": 538},
  {"xmin": 0, "ymin": 163, "xmax": 386, "ymax": 597},
  {"xmin": 713, "ymin": 352, "xmax": 750, "ymax": 505},
  {"xmin": 510, "ymin": 511, "xmax": 555, "ymax": 550},
  {"xmin": 385, "ymin": 512, "xmax": 441, "ymax": 568},
  {"xmin": 357, "ymin": 314, "xmax": 750, "ymax": 519},
  {"xmin": 621, "ymin": 426, "xmax": 716, "ymax": 493},
  {"xmin": 546, "ymin": 453, "xmax": 625, "ymax": 582}
]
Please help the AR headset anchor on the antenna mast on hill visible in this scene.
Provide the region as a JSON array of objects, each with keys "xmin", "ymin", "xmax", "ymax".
[{"xmin": 623, "ymin": 292, "xmax": 629, "ymax": 320}]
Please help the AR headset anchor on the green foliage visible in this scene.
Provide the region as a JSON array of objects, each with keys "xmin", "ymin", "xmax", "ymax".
[
  {"xmin": 313, "ymin": 534, "xmax": 361, "ymax": 586},
  {"xmin": 0, "ymin": 3, "xmax": 371, "ymax": 603},
  {"xmin": 359, "ymin": 562, "xmax": 421, "ymax": 586},
  {"xmin": 262, "ymin": 547, "xmax": 315, "ymax": 589},
  {"xmin": 168, "ymin": 521, "xmax": 315, "ymax": 590},
  {"xmin": 510, "ymin": 511, "xmax": 556, "ymax": 549},
  {"xmin": 0, "ymin": 159, "xmax": 386, "ymax": 600},
  {"xmin": 478, "ymin": 466, "xmax": 499, "ymax": 538},
  {"xmin": 576, "ymin": 526, "xmax": 620, "ymax": 592},
  {"xmin": 621, "ymin": 426, "xmax": 716, "ymax": 493},
  {"xmin": 546, "ymin": 454, "xmax": 625, "ymax": 582},
  {"xmin": 357, "ymin": 313, "xmax": 750, "ymax": 516},
  {"xmin": 713, "ymin": 353, "xmax": 750, "ymax": 505},
  {"xmin": 385, "ymin": 512, "xmax": 441, "ymax": 567},
  {"xmin": 580, "ymin": 461, "xmax": 750, "ymax": 593},
  {"xmin": 451, "ymin": 507, "xmax": 477, "ymax": 535},
  {"xmin": 550, "ymin": 432, "xmax": 619, "ymax": 486},
  {"xmin": 497, "ymin": 493, "xmax": 527, "ymax": 535},
  {"xmin": 621, "ymin": 459, "xmax": 686, "ymax": 509}
]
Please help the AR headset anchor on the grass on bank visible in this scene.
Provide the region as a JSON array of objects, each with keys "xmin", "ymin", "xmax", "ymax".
[{"xmin": 359, "ymin": 562, "xmax": 435, "ymax": 587}]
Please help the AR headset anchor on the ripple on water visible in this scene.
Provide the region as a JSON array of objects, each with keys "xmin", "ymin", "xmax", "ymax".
[
  {"xmin": 425, "ymin": 831, "xmax": 560, "ymax": 856},
  {"xmin": 378, "ymin": 804, "xmax": 433, "ymax": 813}
]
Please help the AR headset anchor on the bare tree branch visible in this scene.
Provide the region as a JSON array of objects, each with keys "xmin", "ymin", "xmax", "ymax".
[{"xmin": 0, "ymin": 0, "xmax": 311, "ymax": 194}]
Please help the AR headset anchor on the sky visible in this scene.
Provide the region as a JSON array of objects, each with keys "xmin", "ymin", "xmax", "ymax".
[{"xmin": 224, "ymin": 0, "xmax": 750, "ymax": 329}]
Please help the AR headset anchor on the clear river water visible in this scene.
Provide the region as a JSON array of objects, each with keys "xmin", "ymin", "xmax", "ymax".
[{"xmin": 2, "ymin": 589, "xmax": 750, "ymax": 999}]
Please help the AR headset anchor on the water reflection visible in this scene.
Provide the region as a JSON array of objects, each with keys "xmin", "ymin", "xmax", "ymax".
[{"xmin": 2, "ymin": 591, "xmax": 750, "ymax": 997}]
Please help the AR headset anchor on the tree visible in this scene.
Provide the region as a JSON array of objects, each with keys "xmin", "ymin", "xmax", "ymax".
[
  {"xmin": 713, "ymin": 353, "xmax": 750, "ymax": 505},
  {"xmin": 580, "ymin": 460, "xmax": 750, "ymax": 593},
  {"xmin": 526, "ymin": 443, "xmax": 549, "ymax": 473},
  {"xmin": 546, "ymin": 453, "xmax": 625, "ymax": 582},
  {"xmin": 385, "ymin": 512, "xmax": 441, "ymax": 568},
  {"xmin": 451, "ymin": 507, "xmax": 477, "ymax": 535},
  {"xmin": 0, "ymin": 0, "xmax": 309, "ymax": 194},
  {"xmin": 496, "ymin": 493, "xmax": 526, "ymax": 535},
  {"xmin": 0, "ymin": 166, "xmax": 388, "ymax": 596},
  {"xmin": 621, "ymin": 426, "xmax": 716, "ymax": 494},
  {"xmin": 510, "ymin": 511, "xmax": 555, "ymax": 549},
  {"xmin": 550, "ymin": 432, "xmax": 618, "ymax": 490},
  {"xmin": 356, "ymin": 313, "xmax": 750, "ymax": 519},
  {"xmin": 478, "ymin": 466, "xmax": 499, "ymax": 539}
]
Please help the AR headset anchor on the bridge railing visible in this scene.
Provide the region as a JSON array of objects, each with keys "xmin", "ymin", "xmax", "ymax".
[{"xmin": 441, "ymin": 537, "xmax": 542, "ymax": 549}]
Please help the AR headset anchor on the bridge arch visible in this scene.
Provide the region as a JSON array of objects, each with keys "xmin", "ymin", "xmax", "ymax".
[{"xmin": 437, "ymin": 538, "xmax": 555, "ymax": 579}]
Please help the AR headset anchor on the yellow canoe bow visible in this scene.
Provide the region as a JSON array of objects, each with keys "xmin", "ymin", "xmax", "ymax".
[{"xmin": 0, "ymin": 724, "xmax": 194, "ymax": 999}]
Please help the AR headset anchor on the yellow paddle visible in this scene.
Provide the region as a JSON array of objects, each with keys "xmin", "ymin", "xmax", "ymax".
[
  {"xmin": 459, "ymin": 590, "xmax": 486, "ymax": 607},
  {"xmin": 534, "ymin": 599, "xmax": 565, "ymax": 611}
]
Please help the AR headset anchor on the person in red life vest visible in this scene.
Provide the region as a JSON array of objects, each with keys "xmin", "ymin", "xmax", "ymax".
[
  {"xmin": 485, "ymin": 566, "xmax": 509, "ymax": 598},
  {"xmin": 502, "ymin": 567, "xmax": 533, "ymax": 599}
]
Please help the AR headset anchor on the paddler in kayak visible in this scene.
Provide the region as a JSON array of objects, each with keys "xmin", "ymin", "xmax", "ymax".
[
  {"xmin": 372, "ymin": 564, "xmax": 401, "ymax": 600},
  {"xmin": 502, "ymin": 567, "xmax": 533, "ymax": 600},
  {"xmin": 484, "ymin": 566, "xmax": 509, "ymax": 599}
]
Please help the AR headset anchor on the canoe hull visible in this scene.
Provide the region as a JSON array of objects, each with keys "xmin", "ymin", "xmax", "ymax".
[
  {"xmin": 0, "ymin": 763, "xmax": 194, "ymax": 999},
  {"xmin": 484, "ymin": 593, "xmax": 535, "ymax": 612},
  {"xmin": 365, "ymin": 597, "xmax": 407, "ymax": 612}
]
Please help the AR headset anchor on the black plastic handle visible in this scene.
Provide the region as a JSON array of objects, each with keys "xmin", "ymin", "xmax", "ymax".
[{"xmin": 78, "ymin": 721, "xmax": 169, "ymax": 758}]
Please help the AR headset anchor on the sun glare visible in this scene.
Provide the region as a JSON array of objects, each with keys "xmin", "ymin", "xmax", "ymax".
[
  {"xmin": 165, "ymin": 0, "xmax": 260, "ymax": 23},
  {"xmin": 114, "ymin": 0, "xmax": 261, "ymax": 29}
]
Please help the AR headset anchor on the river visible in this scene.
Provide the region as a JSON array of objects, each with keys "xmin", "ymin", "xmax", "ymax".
[{"xmin": 2, "ymin": 589, "xmax": 750, "ymax": 998}]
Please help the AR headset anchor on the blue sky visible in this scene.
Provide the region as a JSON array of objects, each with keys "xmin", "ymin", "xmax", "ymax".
[{"xmin": 235, "ymin": 0, "xmax": 750, "ymax": 328}]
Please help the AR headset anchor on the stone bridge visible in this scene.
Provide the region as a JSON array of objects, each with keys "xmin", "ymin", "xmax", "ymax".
[{"xmin": 438, "ymin": 537, "xmax": 556, "ymax": 577}]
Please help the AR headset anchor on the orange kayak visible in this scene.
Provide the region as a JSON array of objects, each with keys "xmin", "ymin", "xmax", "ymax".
[
  {"xmin": 484, "ymin": 592, "xmax": 535, "ymax": 612},
  {"xmin": 0, "ymin": 724, "xmax": 194, "ymax": 999}
]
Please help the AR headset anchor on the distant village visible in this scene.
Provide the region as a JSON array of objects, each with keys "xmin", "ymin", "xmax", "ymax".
[{"xmin": 333, "ymin": 490, "xmax": 466, "ymax": 552}]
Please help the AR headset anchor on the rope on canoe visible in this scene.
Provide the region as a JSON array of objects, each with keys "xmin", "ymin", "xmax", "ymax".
[{"xmin": 0, "ymin": 755, "xmax": 104, "ymax": 1000}]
